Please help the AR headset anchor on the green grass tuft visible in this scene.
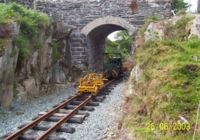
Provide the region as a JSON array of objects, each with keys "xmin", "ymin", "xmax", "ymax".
[{"xmin": 0, "ymin": 3, "xmax": 50, "ymax": 59}]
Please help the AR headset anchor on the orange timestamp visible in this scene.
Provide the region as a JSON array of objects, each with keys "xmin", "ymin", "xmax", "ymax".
[{"xmin": 146, "ymin": 122, "xmax": 191, "ymax": 131}]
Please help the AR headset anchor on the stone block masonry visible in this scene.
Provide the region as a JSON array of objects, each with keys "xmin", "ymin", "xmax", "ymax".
[
  {"xmin": 35, "ymin": 0, "xmax": 171, "ymax": 70},
  {"xmin": 0, "ymin": 0, "xmax": 34, "ymax": 8},
  {"xmin": 0, "ymin": 0, "xmax": 171, "ymax": 70}
]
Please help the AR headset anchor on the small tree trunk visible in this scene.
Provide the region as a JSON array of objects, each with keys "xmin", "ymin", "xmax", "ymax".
[
  {"xmin": 33, "ymin": 0, "xmax": 37, "ymax": 10},
  {"xmin": 197, "ymin": 0, "xmax": 200, "ymax": 13}
]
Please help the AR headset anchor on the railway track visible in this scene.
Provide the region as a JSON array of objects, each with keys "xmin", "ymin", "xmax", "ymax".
[{"xmin": 3, "ymin": 79, "xmax": 119, "ymax": 140}]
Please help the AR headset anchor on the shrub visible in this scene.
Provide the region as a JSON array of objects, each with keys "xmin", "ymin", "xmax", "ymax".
[
  {"xmin": 0, "ymin": 4, "xmax": 20, "ymax": 24},
  {"xmin": 164, "ymin": 16, "xmax": 194, "ymax": 41},
  {"xmin": 0, "ymin": 3, "xmax": 50, "ymax": 59},
  {"xmin": 14, "ymin": 35, "xmax": 29, "ymax": 58},
  {"xmin": 171, "ymin": 0, "xmax": 188, "ymax": 13}
]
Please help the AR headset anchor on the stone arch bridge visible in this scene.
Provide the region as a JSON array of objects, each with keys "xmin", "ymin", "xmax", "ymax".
[{"xmin": 2, "ymin": 0, "xmax": 171, "ymax": 71}]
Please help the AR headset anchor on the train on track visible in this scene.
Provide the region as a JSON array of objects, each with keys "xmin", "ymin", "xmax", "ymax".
[
  {"xmin": 103, "ymin": 53, "xmax": 123, "ymax": 80},
  {"xmin": 78, "ymin": 53, "xmax": 123, "ymax": 95},
  {"xmin": 3, "ymin": 54, "xmax": 123, "ymax": 140}
]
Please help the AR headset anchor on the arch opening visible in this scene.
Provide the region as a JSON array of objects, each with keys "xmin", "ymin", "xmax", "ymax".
[{"xmin": 81, "ymin": 16, "xmax": 136, "ymax": 72}]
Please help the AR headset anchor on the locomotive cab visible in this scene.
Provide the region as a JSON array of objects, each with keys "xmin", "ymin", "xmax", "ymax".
[{"xmin": 103, "ymin": 53, "xmax": 123, "ymax": 80}]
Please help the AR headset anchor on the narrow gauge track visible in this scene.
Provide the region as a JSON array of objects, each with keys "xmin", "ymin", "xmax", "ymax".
[{"xmin": 3, "ymin": 80, "xmax": 117, "ymax": 140}]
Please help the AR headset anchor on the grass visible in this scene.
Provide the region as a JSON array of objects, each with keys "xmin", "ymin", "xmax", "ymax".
[
  {"xmin": 164, "ymin": 16, "xmax": 194, "ymax": 41},
  {"xmin": 124, "ymin": 15, "xmax": 200, "ymax": 139},
  {"xmin": 0, "ymin": 3, "xmax": 50, "ymax": 59}
]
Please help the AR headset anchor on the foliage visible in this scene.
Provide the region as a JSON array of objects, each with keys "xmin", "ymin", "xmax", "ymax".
[
  {"xmin": 14, "ymin": 35, "xmax": 29, "ymax": 59},
  {"xmin": 164, "ymin": 16, "xmax": 194, "ymax": 41},
  {"xmin": 105, "ymin": 31, "xmax": 132, "ymax": 60},
  {"xmin": 125, "ymin": 16, "xmax": 200, "ymax": 139},
  {"xmin": 0, "ymin": 3, "xmax": 50, "ymax": 59},
  {"xmin": 0, "ymin": 3, "xmax": 20, "ymax": 24},
  {"xmin": 171, "ymin": 0, "xmax": 188, "ymax": 13}
]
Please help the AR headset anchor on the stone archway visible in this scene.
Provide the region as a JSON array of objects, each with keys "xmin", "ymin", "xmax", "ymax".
[{"xmin": 81, "ymin": 16, "xmax": 136, "ymax": 72}]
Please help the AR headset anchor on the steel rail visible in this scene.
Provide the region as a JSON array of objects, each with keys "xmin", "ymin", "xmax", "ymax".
[
  {"xmin": 4, "ymin": 95, "xmax": 79, "ymax": 140},
  {"xmin": 4, "ymin": 79, "xmax": 116, "ymax": 140},
  {"xmin": 97, "ymin": 79, "xmax": 115, "ymax": 93},
  {"xmin": 36, "ymin": 95, "xmax": 92, "ymax": 140}
]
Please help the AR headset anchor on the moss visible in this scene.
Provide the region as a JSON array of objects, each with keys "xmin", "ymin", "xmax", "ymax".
[
  {"xmin": 0, "ymin": 3, "xmax": 50, "ymax": 59},
  {"xmin": 0, "ymin": 39, "xmax": 8, "ymax": 57},
  {"xmin": 14, "ymin": 34, "xmax": 29, "ymax": 58},
  {"xmin": 51, "ymin": 41, "xmax": 61, "ymax": 62}
]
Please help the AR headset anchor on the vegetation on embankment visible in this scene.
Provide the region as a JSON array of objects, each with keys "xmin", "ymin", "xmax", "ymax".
[
  {"xmin": 0, "ymin": 3, "xmax": 50, "ymax": 59},
  {"xmin": 124, "ymin": 16, "xmax": 200, "ymax": 139}
]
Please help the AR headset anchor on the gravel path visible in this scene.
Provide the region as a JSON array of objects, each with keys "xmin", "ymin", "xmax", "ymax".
[{"xmin": 0, "ymin": 81, "xmax": 126, "ymax": 140}]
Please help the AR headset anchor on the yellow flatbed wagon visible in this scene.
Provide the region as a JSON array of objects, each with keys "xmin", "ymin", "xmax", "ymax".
[{"xmin": 78, "ymin": 73, "xmax": 107, "ymax": 95}]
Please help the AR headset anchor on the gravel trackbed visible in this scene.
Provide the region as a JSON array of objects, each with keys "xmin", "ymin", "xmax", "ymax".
[{"xmin": 0, "ymin": 82, "xmax": 126, "ymax": 140}]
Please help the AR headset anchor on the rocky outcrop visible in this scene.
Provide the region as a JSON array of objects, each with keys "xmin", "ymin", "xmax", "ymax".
[
  {"xmin": 0, "ymin": 22, "xmax": 19, "ymax": 108},
  {"xmin": 14, "ymin": 22, "xmax": 72, "ymax": 104},
  {"xmin": 0, "ymin": 22, "xmax": 20, "ymax": 38},
  {"xmin": 190, "ymin": 15, "xmax": 200, "ymax": 38},
  {"xmin": 144, "ymin": 15, "xmax": 200, "ymax": 41},
  {"xmin": 0, "ymin": 19, "xmax": 72, "ymax": 108},
  {"xmin": 144, "ymin": 22, "xmax": 165, "ymax": 41}
]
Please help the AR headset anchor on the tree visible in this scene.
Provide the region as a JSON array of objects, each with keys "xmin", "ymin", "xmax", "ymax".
[
  {"xmin": 105, "ymin": 31, "xmax": 132, "ymax": 60},
  {"xmin": 171, "ymin": 0, "xmax": 189, "ymax": 13}
]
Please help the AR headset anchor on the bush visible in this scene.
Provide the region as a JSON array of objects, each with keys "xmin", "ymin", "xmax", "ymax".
[
  {"xmin": 164, "ymin": 16, "xmax": 194, "ymax": 41},
  {"xmin": 0, "ymin": 3, "xmax": 50, "ymax": 59},
  {"xmin": 171, "ymin": 0, "xmax": 188, "ymax": 13},
  {"xmin": 14, "ymin": 35, "xmax": 29, "ymax": 58},
  {"xmin": 0, "ymin": 4, "xmax": 20, "ymax": 24}
]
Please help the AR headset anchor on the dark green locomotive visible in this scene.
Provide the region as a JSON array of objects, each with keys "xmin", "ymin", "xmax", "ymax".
[{"xmin": 103, "ymin": 53, "xmax": 123, "ymax": 80}]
